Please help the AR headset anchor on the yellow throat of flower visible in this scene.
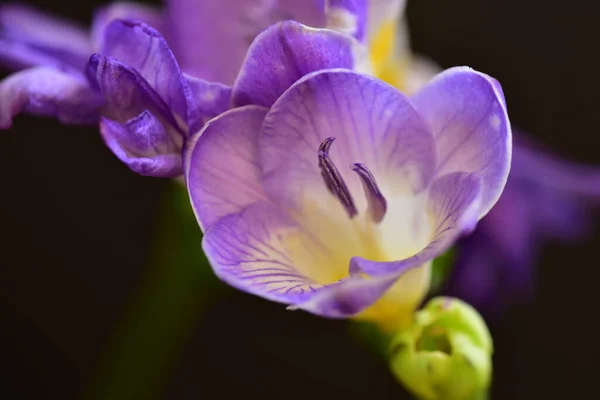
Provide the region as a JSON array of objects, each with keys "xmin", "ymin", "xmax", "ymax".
[
  {"xmin": 353, "ymin": 18, "xmax": 431, "ymax": 333},
  {"xmin": 369, "ymin": 18, "xmax": 411, "ymax": 92}
]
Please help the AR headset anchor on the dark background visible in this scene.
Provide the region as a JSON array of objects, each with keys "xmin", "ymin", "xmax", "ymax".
[{"xmin": 1, "ymin": 0, "xmax": 599, "ymax": 399}]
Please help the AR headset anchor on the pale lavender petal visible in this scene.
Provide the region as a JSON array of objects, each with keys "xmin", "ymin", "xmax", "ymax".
[
  {"xmin": 351, "ymin": 172, "xmax": 483, "ymax": 276},
  {"xmin": 203, "ymin": 197, "xmax": 420, "ymax": 318},
  {"xmin": 232, "ymin": 20, "xmax": 367, "ymax": 108},
  {"xmin": 91, "ymin": 2, "xmax": 164, "ymax": 51},
  {"xmin": 0, "ymin": 67, "xmax": 102, "ymax": 129},
  {"xmin": 185, "ymin": 106, "xmax": 269, "ymax": 231},
  {"xmin": 326, "ymin": 0, "xmax": 367, "ymax": 41},
  {"xmin": 260, "ymin": 69, "xmax": 436, "ymax": 212},
  {"xmin": 411, "ymin": 67, "xmax": 512, "ymax": 218},
  {"xmin": 0, "ymin": 4, "xmax": 91, "ymax": 71},
  {"xmin": 100, "ymin": 20, "xmax": 190, "ymax": 129},
  {"xmin": 184, "ymin": 74, "xmax": 232, "ymax": 134},
  {"xmin": 202, "ymin": 201, "xmax": 324, "ymax": 305},
  {"xmin": 100, "ymin": 111, "xmax": 182, "ymax": 177},
  {"xmin": 86, "ymin": 53, "xmax": 183, "ymax": 137},
  {"xmin": 167, "ymin": 0, "xmax": 326, "ymax": 84}
]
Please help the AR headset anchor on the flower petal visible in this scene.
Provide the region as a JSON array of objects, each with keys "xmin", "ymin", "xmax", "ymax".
[
  {"xmin": 166, "ymin": 0, "xmax": 326, "ymax": 84},
  {"xmin": 0, "ymin": 4, "xmax": 91, "ymax": 72},
  {"xmin": 0, "ymin": 67, "xmax": 102, "ymax": 129},
  {"xmin": 184, "ymin": 74, "xmax": 232, "ymax": 134},
  {"xmin": 260, "ymin": 69, "xmax": 437, "ymax": 212},
  {"xmin": 232, "ymin": 20, "xmax": 369, "ymax": 108},
  {"xmin": 204, "ymin": 197, "xmax": 427, "ymax": 319},
  {"xmin": 100, "ymin": 20, "xmax": 190, "ymax": 130},
  {"xmin": 100, "ymin": 111, "xmax": 182, "ymax": 177},
  {"xmin": 351, "ymin": 172, "xmax": 483, "ymax": 277},
  {"xmin": 291, "ymin": 267, "xmax": 416, "ymax": 318},
  {"xmin": 411, "ymin": 67, "xmax": 512, "ymax": 217},
  {"xmin": 202, "ymin": 201, "xmax": 324, "ymax": 305},
  {"xmin": 326, "ymin": 0, "xmax": 367, "ymax": 41},
  {"xmin": 185, "ymin": 106, "xmax": 269, "ymax": 231},
  {"xmin": 86, "ymin": 53, "xmax": 182, "ymax": 136},
  {"xmin": 91, "ymin": 2, "xmax": 164, "ymax": 50}
]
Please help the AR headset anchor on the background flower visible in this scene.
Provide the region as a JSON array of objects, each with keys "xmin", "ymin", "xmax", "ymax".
[{"xmin": 0, "ymin": 1, "xmax": 371, "ymax": 177}]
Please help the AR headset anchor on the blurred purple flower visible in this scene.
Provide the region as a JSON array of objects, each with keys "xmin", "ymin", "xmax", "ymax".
[
  {"xmin": 0, "ymin": 1, "xmax": 374, "ymax": 176},
  {"xmin": 184, "ymin": 67, "xmax": 512, "ymax": 327},
  {"xmin": 443, "ymin": 133, "xmax": 600, "ymax": 316}
]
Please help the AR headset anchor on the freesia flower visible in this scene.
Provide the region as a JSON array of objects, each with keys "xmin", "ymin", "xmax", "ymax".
[
  {"xmin": 0, "ymin": 1, "xmax": 378, "ymax": 176},
  {"xmin": 378, "ymin": 2, "xmax": 600, "ymax": 316},
  {"xmin": 185, "ymin": 67, "xmax": 512, "ymax": 329},
  {"xmin": 0, "ymin": 2, "xmax": 164, "ymax": 127}
]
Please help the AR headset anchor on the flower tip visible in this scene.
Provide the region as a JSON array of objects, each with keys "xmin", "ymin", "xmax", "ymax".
[{"xmin": 319, "ymin": 136, "xmax": 336, "ymax": 154}]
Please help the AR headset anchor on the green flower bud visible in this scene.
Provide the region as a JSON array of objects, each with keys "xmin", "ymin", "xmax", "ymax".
[{"xmin": 389, "ymin": 297, "xmax": 493, "ymax": 400}]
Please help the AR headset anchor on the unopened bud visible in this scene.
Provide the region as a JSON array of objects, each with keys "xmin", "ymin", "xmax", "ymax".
[{"xmin": 389, "ymin": 297, "xmax": 492, "ymax": 400}]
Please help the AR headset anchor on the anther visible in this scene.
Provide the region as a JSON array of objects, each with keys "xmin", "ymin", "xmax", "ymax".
[
  {"xmin": 318, "ymin": 137, "xmax": 358, "ymax": 218},
  {"xmin": 351, "ymin": 163, "xmax": 387, "ymax": 223}
]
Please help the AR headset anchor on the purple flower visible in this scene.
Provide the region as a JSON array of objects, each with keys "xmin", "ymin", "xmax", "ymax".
[
  {"xmin": 0, "ymin": 2, "xmax": 165, "ymax": 127},
  {"xmin": 443, "ymin": 134, "xmax": 600, "ymax": 315},
  {"xmin": 0, "ymin": 1, "xmax": 377, "ymax": 176},
  {"xmin": 184, "ymin": 67, "xmax": 512, "ymax": 329}
]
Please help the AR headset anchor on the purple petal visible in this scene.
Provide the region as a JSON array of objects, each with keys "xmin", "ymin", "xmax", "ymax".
[
  {"xmin": 184, "ymin": 74, "xmax": 232, "ymax": 134},
  {"xmin": 86, "ymin": 53, "xmax": 183, "ymax": 137},
  {"xmin": 91, "ymin": 2, "xmax": 164, "ymax": 51},
  {"xmin": 202, "ymin": 201, "xmax": 324, "ymax": 305},
  {"xmin": 0, "ymin": 67, "xmax": 102, "ymax": 129},
  {"xmin": 351, "ymin": 172, "xmax": 483, "ymax": 277},
  {"xmin": 232, "ymin": 20, "xmax": 368, "ymax": 108},
  {"xmin": 0, "ymin": 4, "xmax": 91, "ymax": 72},
  {"xmin": 260, "ymin": 69, "xmax": 437, "ymax": 212},
  {"xmin": 185, "ymin": 106, "xmax": 269, "ymax": 231},
  {"xmin": 100, "ymin": 111, "xmax": 182, "ymax": 177},
  {"xmin": 166, "ymin": 0, "xmax": 326, "ymax": 84},
  {"xmin": 326, "ymin": 0, "xmax": 367, "ymax": 41},
  {"xmin": 100, "ymin": 20, "xmax": 190, "ymax": 130},
  {"xmin": 411, "ymin": 67, "xmax": 512, "ymax": 218}
]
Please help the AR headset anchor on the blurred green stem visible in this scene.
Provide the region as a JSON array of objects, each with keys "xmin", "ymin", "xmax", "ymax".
[{"xmin": 86, "ymin": 182, "xmax": 227, "ymax": 400}]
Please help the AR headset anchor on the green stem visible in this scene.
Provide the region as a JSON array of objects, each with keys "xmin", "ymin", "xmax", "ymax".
[{"xmin": 85, "ymin": 182, "xmax": 228, "ymax": 400}]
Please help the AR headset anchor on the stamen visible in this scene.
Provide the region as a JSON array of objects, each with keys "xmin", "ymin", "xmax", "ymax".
[
  {"xmin": 318, "ymin": 137, "xmax": 358, "ymax": 218},
  {"xmin": 351, "ymin": 163, "xmax": 387, "ymax": 223}
]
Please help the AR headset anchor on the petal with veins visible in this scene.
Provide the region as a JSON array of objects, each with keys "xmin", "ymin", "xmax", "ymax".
[
  {"xmin": 186, "ymin": 106, "xmax": 269, "ymax": 231},
  {"xmin": 100, "ymin": 111, "xmax": 182, "ymax": 177},
  {"xmin": 232, "ymin": 21, "xmax": 368, "ymax": 108},
  {"xmin": 411, "ymin": 67, "xmax": 512, "ymax": 218}
]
